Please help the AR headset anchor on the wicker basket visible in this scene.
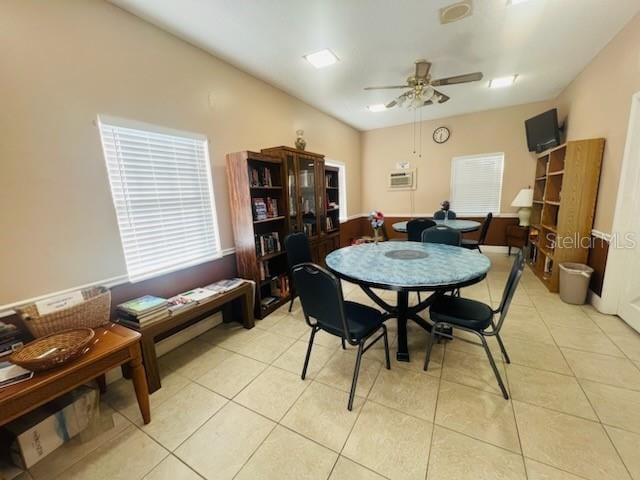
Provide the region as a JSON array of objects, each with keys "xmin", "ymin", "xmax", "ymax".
[
  {"xmin": 10, "ymin": 328, "xmax": 95, "ymax": 372},
  {"xmin": 18, "ymin": 287, "xmax": 111, "ymax": 338}
]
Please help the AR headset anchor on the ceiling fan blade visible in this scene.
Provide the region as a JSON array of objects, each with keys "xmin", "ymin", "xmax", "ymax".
[
  {"xmin": 431, "ymin": 72, "xmax": 483, "ymax": 86},
  {"xmin": 434, "ymin": 89, "xmax": 450, "ymax": 103},
  {"xmin": 385, "ymin": 99, "xmax": 398, "ymax": 108},
  {"xmin": 364, "ymin": 85, "xmax": 409, "ymax": 90},
  {"xmin": 415, "ymin": 60, "xmax": 431, "ymax": 79}
]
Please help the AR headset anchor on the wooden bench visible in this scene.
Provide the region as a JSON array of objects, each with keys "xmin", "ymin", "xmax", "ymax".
[{"xmin": 124, "ymin": 282, "xmax": 254, "ymax": 393}]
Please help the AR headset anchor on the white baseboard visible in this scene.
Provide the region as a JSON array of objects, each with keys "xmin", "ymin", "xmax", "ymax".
[
  {"xmin": 105, "ymin": 312, "xmax": 223, "ymax": 385},
  {"xmin": 587, "ymin": 290, "xmax": 607, "ymax": 313}
]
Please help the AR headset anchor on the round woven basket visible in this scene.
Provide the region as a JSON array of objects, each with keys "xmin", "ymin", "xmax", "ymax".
[{"xmin": 10, "ymin": 328, "xmax": 95, "ymax": 372}]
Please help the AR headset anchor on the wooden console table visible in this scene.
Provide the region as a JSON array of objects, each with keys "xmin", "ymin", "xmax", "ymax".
[
  {"xmin": 126, "ymin": 282, "xmax": 254, "ymax": 393},
  {"xmin": 0, "ymin": 324, "xmax": 150, "ymax": 427}
]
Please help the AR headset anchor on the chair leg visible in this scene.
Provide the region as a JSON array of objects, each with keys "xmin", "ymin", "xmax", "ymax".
[
  {"xmin": 382, "ymin": 325, "xmax": 391, "ymax": 370},
  {"xmin": 423, "ymin": 324, "xmax": 438, "ymax": 371},
  {"xmin": 341, "ymin": 338, "xmax": 346, "ymax": 350},
  {"xmin": 508, "ymin": 246, "xmax": 512, "ymax": 256},
  {"xmin": 348, "ymin": 342, "xmax": 364, "ymax": 411},
  {"xmin": 288, "ymin": 296, "xmax": 295, "ymax": 312},
  {"xmin": 495, "ymin": 333, "xmax": 511, "ymax": 364},
  {"xmin": 477, "ymin": 245, "xmax": 482, "ymax": 253},
  {"xmin": 417, "ymin": 291, "xmax": 422, "ymax": 303},
  {"xmin": 480, "ymin": 335, "xmax": 509, "ymax": 399},
  {"xmin": 301, "ymin": 327, "xmax": 317, "ymax": 380}
]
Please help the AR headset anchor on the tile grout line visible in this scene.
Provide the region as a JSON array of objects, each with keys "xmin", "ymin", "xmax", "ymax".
[{"xmin": 529, "ymin": 275, "xmax": 635, "ymax": 480}]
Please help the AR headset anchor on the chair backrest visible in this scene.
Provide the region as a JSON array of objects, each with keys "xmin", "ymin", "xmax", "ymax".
[
  {"xmin": 494, "ymin": 250, "xmax": 526, "ymax": 332},
  {"xmin": 406, "ymin": 218, "xmax": 436, "ymax": 242},
  {"xmin": 433, "ymin": 210, "xmax": 457, "ymax": 220},
  {"xmin": 477, "ymin": 212, "xmax": 493, "ymax": 245},
  {"xmin": 284, "ymin": 232, "xmax": 312, "ymax": 269},
  {"xmin": 421, "ymin": 225, "xmax": 461, "ymax": 246},
  {"xmin": 292, "ymin": 263, "xmax": 350, "ymax": 338}
]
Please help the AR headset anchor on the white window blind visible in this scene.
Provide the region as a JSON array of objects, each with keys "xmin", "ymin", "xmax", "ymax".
[
  {"xmin": 98, "ymin": 115, "xmax": 221, "ymax": 282},
  {"xmin": 450, "ymin": 153, "xmax": 504, "ymax": 216}
]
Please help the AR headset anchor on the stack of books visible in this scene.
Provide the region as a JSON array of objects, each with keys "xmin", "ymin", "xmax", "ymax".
[
  {"xmin": 116, "ymin": 295, "xmax": 169, "ymax": 328},
  {"xmin": 0, "ymin": 361, "xmax": 32, "ymax": 389},
  {"xmin": 0, "ymin": 319, "xmax": 24, "ymax": 358}
]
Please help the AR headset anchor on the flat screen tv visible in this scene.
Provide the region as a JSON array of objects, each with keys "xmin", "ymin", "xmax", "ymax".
[{"xmin": 525, "ymin": 108, "xmax": 561, "ymax": 153}]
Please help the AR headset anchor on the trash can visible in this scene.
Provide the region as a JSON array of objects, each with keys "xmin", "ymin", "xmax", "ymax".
[{"xmin": 559, "ymin": 263, "xmax": 594, "ymax": 305}]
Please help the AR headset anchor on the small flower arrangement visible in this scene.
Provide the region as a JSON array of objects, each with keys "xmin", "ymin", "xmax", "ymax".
[{"xmin": 368, "ymin": 210, "xmax": 385, "ymax": 243}]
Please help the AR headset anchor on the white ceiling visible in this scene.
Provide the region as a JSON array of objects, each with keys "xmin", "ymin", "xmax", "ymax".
[{"xmin": 111, "ymin": 0, "xmax": 639, "ymax": 131}]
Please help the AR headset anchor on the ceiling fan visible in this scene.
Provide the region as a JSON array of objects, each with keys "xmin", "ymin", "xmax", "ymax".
[{"xmin": 364, "ymin": 60, "xmax": 483, "ymax": 109}]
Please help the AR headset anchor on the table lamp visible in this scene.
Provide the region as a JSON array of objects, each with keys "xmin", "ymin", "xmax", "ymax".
[{"xmin": 511, "ymin": 188, "xmax": 534, "ymax": 226}]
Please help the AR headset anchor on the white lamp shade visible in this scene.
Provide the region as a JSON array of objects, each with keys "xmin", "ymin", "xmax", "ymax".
[{"xmin": 511, "ymin": 188, "xmax": 533, "ymax": 207}]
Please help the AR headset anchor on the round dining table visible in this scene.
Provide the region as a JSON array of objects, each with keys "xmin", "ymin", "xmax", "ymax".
[
  {"xmin": 325, "ymin": 241, "xmax": 491, "ymax": 361},
  {"xmin": 392, "ymin": 219, "xmax": 481, "ymax": 233}
]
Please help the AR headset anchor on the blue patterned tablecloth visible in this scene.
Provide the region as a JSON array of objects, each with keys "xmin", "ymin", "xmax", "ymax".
[
  {"xmin": 392, "ymin": 219, "xmax": 481, "ymax": 233},
  {"xmin": 325, "ymin": 241, "xmax": 491, "ymax": 289}
]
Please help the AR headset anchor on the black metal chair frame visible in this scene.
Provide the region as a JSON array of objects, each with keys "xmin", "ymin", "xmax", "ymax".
[
  {"xmin": 284, "ymin": 232, "xmax": 312, "ymax": 313},
  {"xmin": 423, "ymin": 250, "xmax": 525, "ymax": 399},
  {"xmin": 294, "ymin": 263, "xmax": 391, "ymax": 410},
  {"xmin": 463, "ymin": 212, "xmax": 493, "ymax": 252}
]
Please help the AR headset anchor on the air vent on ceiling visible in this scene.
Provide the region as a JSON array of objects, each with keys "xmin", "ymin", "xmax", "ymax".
[{"xmin": 440, "ymin": 0, "xmax": 473, "ymax": 24}]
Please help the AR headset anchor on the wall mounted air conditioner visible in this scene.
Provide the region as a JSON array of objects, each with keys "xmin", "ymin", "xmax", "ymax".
[{"xmin": 388, "ymin": 169, "xmax": 416, "ymax": 191}]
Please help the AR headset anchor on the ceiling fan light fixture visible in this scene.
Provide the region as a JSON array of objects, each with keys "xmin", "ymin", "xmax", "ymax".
[
  {"xmin": 489, "ymin": 75, "xmax": 518, "ymax": 88},
  {"xmin": 303, "ymin": 49, "xmax": 338, "ymax": 69},
  {"xmin": 507, "ymin": 0, "xmax": 530, "ymax": 5},
  {"xmin": 439, "ymin": 1, "xmax": 473, "ymax": 25},
  {"xmin": 367, "ymin": 104, "xmax": 387, "ymax": 112}
]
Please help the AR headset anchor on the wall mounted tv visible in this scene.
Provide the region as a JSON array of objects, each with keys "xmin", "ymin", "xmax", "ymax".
[{"xmin": 525, "ymin": 108, "xmax": 562, "ymax": 153}]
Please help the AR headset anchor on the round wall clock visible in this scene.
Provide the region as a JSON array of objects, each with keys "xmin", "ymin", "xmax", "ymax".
[{"xmin": 433, "ymin": 126, "xmax": 450, "ymax": 144}]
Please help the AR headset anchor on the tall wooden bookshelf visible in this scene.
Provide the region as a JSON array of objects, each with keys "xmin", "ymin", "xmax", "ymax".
[
  {"xmin": 226, "ymin": 151, "xmax": 291, "ymax": 318},
  {"xmin": 227, "ymin": 148, "xmax": 343, "ymax": 318},
  {"xmin": 528, "ymin": 138, "xmax": 605, "ymax": 292}
]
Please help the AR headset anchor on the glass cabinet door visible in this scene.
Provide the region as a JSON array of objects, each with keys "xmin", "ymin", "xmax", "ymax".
[
  {"xmin": 299, "ymin": 157, "xmax": 317, "ymax": 237},
  {"xmin": 286, "ymin": 154, "xmax": 299, "ymax": 233}
]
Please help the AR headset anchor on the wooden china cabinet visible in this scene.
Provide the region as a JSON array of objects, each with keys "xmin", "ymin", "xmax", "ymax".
[
  {"xmin": 226, "ymin": 146, "xmax": 341, "ymax": 318},
  {"xmin": 261, "ymin": 146, "xmax": 341, "ymax": 264}
]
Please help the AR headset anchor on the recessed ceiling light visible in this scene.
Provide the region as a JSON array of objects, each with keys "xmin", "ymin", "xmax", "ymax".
[
  {"xmin": 367, "ymin": 104, "xmax": 387, "ymax": 112},
  {"xmin": 303, "ymin": 49, "xmax": 338, "ymax": 69},
  {"xmin": 489, "ymin": 75, "xmax": 518, "ymax": 88},
  {"xmin": 507, "ymin": 0, "xmax": 530, "ymax": 5}
]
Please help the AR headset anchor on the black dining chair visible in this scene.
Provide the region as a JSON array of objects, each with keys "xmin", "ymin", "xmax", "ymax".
[
  {"xmin": 406, "ymin": 218, "xmax": 436, "ymax": 242},
  {"xmin": 421, "ymin": 225, "xmax": 462, "ymax": 246},
  {"xmin": 293, "ymin": 263, "xmax": 391, "ymax": 410},
  {"xmin": 462, "ymin": 212, "xmax": 492, "ymax": 252},
  {"xmin": 433, "ymin": 210, "xmax": 457, "ymax": 220},
  {"xmin": 284, "ymin": 232, "xmax": 312, "ymax": 312},
  {"xmin": 420, "ymin": 226, "xmax": 461, "ymax": 301},
  {"xmin": 423, "ymin": 250, "xmax": 525, "ymax": 399}
]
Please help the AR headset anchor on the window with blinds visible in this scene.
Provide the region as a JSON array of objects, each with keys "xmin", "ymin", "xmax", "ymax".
[
  {"xmin": 98, "ymin": 115, "xmax": 221, "ymax": 282},
  {"xmin": 450, "ymin": 153, "xmax": 504, "ymax": 216}
]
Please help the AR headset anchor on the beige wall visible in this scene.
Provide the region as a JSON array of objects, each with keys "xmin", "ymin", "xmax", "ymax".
[
  {"xmin": 556, "ymin": 13, "xmax": 640, "ymax": 233},
  {"xmin": 361, "ymin": 101, "xmax": 552, "ymax": 216},
  {"xmin": 0, "ymin": 0, "xmax": 361, "ymax": 305}
]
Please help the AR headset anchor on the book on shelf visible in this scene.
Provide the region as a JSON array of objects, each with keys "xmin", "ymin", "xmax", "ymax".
[
  {"xmin": 248, "ymin": 165, "xmax": 273, "ymax": 187},
  {"xmin": 205, "ymin": 278, "xmax": 245, "ymax": 294},
  {"xmin": 256, "ymin": 232, "xmax": 281, "ymax": 257},
  {"xmin": 0, "ymin": 362, "xmax": 33, "ymax": 389},
  {"xmin": 117, "ymin": 308, "xmax": 169, "ymax": 324},
  {"xmin": 265, "ymin": 197, "xmax": 278, "ymax": 217},
  {"xmin": 252, "ymin": 197, "xmax": 268, "ymax": 221},
  {"xmin": 117, "ymin": 295, "xmax": 167, "ymax": 316},
  {"xmin": 325, "ymin": 217, "xmax": 334, "ymax": 231},
  {"xmin": 166, "ymin": 295, "xmax": 198, "ymax": 314},
  {"xmin": 178, "ymin": 288, "xmax": 218, "ymax": 304}
]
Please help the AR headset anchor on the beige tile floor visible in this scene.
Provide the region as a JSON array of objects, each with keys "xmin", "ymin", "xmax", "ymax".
[{"xmin": 17, "ymin": 253, "xmax": 640, "ymax": 480}]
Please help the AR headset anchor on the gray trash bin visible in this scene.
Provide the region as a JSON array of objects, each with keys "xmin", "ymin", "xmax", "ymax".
[{"xmin": 559, "ymin": 263, "xmax": 594, "ymax": 305}]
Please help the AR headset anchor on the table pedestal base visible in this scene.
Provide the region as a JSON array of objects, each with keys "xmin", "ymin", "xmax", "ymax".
[{"xmin": 362, "ymin": 287, "xmax": 438, "ymax": 362}]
